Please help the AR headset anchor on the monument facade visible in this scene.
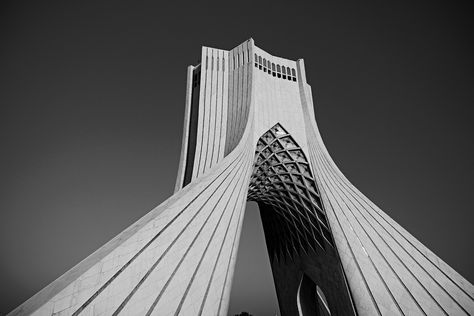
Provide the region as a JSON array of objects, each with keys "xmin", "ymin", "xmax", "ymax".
[{"xmin": 10, "ymin": 39, "xmax": 474, "ymax": 315}]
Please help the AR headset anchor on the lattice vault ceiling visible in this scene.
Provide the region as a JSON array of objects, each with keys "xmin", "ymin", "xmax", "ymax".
[{"xmin": 248, "ymin": 123, "xmax": 335, "ymax": 262}]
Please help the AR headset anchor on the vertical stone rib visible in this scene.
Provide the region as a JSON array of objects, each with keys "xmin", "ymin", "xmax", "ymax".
[
  {"xmin": 204, "ymin": 49, "xmax": 216, "ymax": 171},
  {"xmin": 218, "ymin": 53, "xmax": 229, "ymax": 162},
  {"xmin": 239, "ymin": 45, "xmax": 248, "ymax": 146},
  {"xmin": 199, "ymin": 48, "xmax": 212, "ymax": 175},
  {"xmin": 227, "ymin": 49, "xmax": 238, "ymax": 154},
  {"xmin": 211, "ymin": 50, "xmax": 223, "ymax": 167},
  {"xmin": 174, "ymin": 65, "xmax": 194, "ymax": 192},
  {"xmin": 193, "ymin": 48, "xmax": 208, "ymax": 179},
  {"xmin": 232, "ymin": 46, "xmax": 242, "ymax": 151}
]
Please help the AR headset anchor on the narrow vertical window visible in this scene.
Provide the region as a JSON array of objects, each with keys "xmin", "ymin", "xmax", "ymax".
[
  {"xmin": 272, "ymin": 63, "xmax": 276, "ymax": 76},
  {"xmin": 282, "ymin": 66, "xmax": 287, "ymax": 79},
  {"xmin": 277, "ymin": 65, "xmax": 281, "ymax": 78},
  {"xmin": 297, "ymin": 274, "xmax": 331, "ymax": 316},
  {"xmin": 316, "ymin": 286, "xmax": 331, "ymax": 315},
  {"xmin": 255, "ymin": 54, "xmax": 258, "ymax": 67}
]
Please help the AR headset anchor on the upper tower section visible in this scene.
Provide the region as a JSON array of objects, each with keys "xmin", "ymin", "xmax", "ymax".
[
  {"xmin": 175, "ymin": 39, "xmax": 315, "ymax": 192},
  {"xmin": 251, "ymin": 43, "xmax": 313, "ymax": 160}
]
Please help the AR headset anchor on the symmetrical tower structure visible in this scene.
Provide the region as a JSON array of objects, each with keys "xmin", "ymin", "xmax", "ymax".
[{"xmin": 10, "ymin": 39, "xmax": 474, "ymax": 316}]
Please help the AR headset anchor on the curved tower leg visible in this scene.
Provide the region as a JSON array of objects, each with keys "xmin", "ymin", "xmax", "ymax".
[
  {"xmin": 9, "ymin": 134, "xmax": 255, "ymax": 316},
  {"xmin": 296, "ymin": 59, "xmax": 474, "ymax": 315}
]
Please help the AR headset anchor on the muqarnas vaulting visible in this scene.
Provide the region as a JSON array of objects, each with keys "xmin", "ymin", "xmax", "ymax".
[{"xmin": 10, "ymin": 39, "xmax": 474, "ymax": 316}]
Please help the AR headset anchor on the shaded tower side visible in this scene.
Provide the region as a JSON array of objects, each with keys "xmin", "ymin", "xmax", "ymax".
[{"xmin": 175, "ymin": 41, "xmax": 253, "ymax": 192}]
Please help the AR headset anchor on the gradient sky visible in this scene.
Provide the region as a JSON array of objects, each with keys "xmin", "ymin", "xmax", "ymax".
[{"xmin": 1, "ymin": 1, "xmax": 473, "ymax": 315}]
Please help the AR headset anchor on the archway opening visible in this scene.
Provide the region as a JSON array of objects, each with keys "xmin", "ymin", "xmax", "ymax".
[{"xmin": 228, "ymin": 202, "xmax": 280, "ymax": 316}]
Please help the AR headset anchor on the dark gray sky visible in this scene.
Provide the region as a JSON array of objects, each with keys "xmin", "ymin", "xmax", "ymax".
[{"xmin": 1, "ymin": 1, "xmax": 473, "ymax": 315}]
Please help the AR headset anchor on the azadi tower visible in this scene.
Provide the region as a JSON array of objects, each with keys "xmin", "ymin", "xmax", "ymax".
[{"xmin": 10, "ymin": 39, "xmax": 474, "ymax": 316}]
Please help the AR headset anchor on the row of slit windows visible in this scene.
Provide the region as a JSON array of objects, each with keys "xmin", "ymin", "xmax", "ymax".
[
  {"xmin": 195, "ymin": 51, "xmax": 297, "ymax": 86},
  {"xmin": 255, "ymin": 54, "xmax": 297, "ymax": 82}
]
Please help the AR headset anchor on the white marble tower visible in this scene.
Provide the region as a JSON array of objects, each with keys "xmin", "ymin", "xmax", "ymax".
[{"xmin": 9, "ymin": 39, "xmax": 474, "ymax": 316}]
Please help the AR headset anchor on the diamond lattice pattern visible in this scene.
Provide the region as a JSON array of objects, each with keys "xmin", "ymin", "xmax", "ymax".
[{"xmin": 248, "ymin": 124, "xmax": 334, "ymax": 261}]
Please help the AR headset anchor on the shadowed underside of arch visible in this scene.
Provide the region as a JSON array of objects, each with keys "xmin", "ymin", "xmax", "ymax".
[
  {"xmin": 248, "ymin": 123, "xmax": 334, "ymax": 260},
  {"xmin": 248, "ymin": 123, "xmax": 357, "ymax": 316}
]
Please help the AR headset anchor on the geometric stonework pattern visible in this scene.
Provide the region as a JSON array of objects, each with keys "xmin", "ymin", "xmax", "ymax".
[
  {"xmin": 9, "ymin": 38, "xmax": 474, "ymax": 316},
  {"xmin": 248, "ymin": 123, "xmax": 334, "ymax": 261}
]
